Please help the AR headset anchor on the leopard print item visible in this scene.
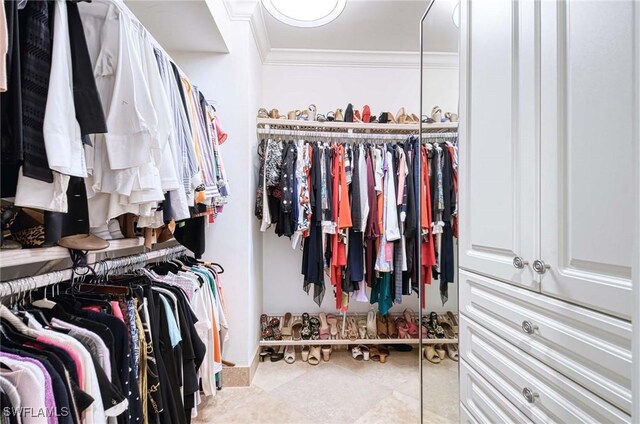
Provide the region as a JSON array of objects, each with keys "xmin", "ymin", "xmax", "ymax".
[
  {"xmin": 12, "ymin": 225, "xmax": 45, "ymax": 248},
  {"xmin": 265, "ymin": 140, "xmax": 283, "ymax": 187}
]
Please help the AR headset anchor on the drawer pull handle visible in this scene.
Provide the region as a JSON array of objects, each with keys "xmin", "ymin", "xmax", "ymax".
[
  {"xmin": 513, "ymin": 256, "xmax": 529, "ymax": 269},
  {"xmin": 522, "ymin": 387, "xmax": 539, "ymax": 403},
  {"xmin": 533, "ymin": 260, "xmax": 551, "ymax": 274},
  {"xmin": 521, "ymin": 320, "xmax": 538, "ymax": 335}
]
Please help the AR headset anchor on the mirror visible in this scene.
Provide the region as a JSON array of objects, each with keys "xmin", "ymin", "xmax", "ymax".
[{"xmin": 419, "ymin": 0, "xmax": 460, "ymax": 422}]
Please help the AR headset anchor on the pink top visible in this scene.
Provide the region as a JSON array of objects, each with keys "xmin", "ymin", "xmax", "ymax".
[{"xmin": 110, "ymin": 301, "xmax": 125, "ymax": 322}]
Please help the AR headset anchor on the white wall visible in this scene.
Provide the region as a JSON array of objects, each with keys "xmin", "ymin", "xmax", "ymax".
[
  {"xmin": 170, "ymin": 18, "xmax": 263, "ymax": 368},
  {"xmin": 260, "ymin": 63, "xmax": 460, "ymax": 315}
]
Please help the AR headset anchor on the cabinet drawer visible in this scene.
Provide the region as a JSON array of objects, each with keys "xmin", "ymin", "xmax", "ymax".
[
  {"xmin": 460, "ymin": 316, "xmax": 630, "ymax": 423},
  {"xmin": 460, "ymin": 359, "xmax": 533, "ymax": 424},
  {"xmin": 459, "ymin": 270, "xmax": 632, "ymax": 413}
]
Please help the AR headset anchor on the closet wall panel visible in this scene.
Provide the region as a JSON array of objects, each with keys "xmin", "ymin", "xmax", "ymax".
[
  {"xmin": 459, "ymin": 0, "xmax": 538, "ymax": 291},
  {"xmin": 539, "ymin": 0, "xmax": 635, "ymax": 320}
]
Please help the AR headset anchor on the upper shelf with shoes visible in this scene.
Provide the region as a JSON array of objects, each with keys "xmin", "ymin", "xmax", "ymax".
[{"xmin": 256, "ymin": 117, "xmax": 459, "ymax": 132}]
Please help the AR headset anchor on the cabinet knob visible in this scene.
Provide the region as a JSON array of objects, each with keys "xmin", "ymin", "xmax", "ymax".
[
  {"xmin": 533, "ymin": 260, "xmax": 551, "ymax": 274},
  {"xmin": 513, "ymin": 256, "xmax": 529, "ymax": 269},
  {"xmin": 521, "ymin": 320, "xmax": 538, "ymax": 335},
  {"xmin": 522, "ymin": 387, "xmax": 539, "ymax": 403}
]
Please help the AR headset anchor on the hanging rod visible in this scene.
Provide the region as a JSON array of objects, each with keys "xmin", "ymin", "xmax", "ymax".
[{"xmin": 0, "ymin": 245, "xmax": 187, "ymax": 299}]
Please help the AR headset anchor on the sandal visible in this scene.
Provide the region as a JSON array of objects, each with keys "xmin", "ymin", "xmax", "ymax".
[
  {"xmin": 357, "ymin": 319, "xmax": 367, "ymax": 339},
  {"xmin": 431, "ymin": 106, "xmax": 442, "ymax": 123},
  {"xmin": 321, "ymin": 346, "xmax": 332, "ymax": 362},
  {"xmin": 403, "ymin": 309, "xmax": 419, "ymax": 338},
  {"xmin": 376, "ymin": 314, "xmax": 389, "ymax": 339},
  {"xmin": 281, "ymin": 312, "xmax": 293, "ymax": 339},
  {"xmin": 446, "ymin": 311, "xmax": 459, "ymax": 335},
  {"xmin": 271, "ymin": 346, "xmax": 285, "ymax": 362},
  {"xmin": 351, "ymin": 345, "xmax": 364, "ymax": 360},
  {"xmin": 369, "ymin": 347, "xmax": 381, "ymax": 362},
  {"xmin": 301, "ymin": 313, "xmax": 312, "ymax": 340},
  {"xmin": 359, "ymin": 345, "xmax": 370, "ymax": 361},
  {"xmin": 284, "ymin": 345, "xmax": 296, "ymax": 364},
  {"xmin": 318, "ymin": 312, "xmax": 330, "ymax": 340},
  {"xmin": 396, "ymin": 317, "xmax": 410, "ymax": 339},
  {"xmin": 261, "ymin": 314, "xmax": 274, "ymax": 340},
  {"xmin": 326, "ymin": 314, "xmax": 338, "ymax": 339},
  {"xmin": 309, "ymin": 317, "xmax": 321, "ymax": 340},
  {"xmin": 259, "ymin": 347, "xmax": 274, "ymax": 362},
  {"xmin": 378, "ymin": 346, "xmax": 390, "ymax": 363},
  {"xmin": 347, "ymin": 317, "xmax": 358, "ymax": 341},
  {"xmin": 291, "ymin": 320, "xmax": 303, "ymax": 341},
  {"xmin": 387, "ymin": 315, "xmax": 398, "ymax": 339},
  {"xmin": 366, "ymin": 310, "xmax": 377, "ymax": 339},
  {"xmin": 308, "ymin": 346, "xmax": 322, "ymax": 365},
  {"xmin": 270, "ymin": 317, "xmax": 282, "ymax": 340},
  {"xmin": 301, "ymin": 346, "xmax": 310, "ymax": 362},
  {"xmin": 362, "ymin": 105, "xmax": 371, "ymax": 123},
  {"xmin": 424, "ymin": 328, "xmax": 441, "ymax": 364}
]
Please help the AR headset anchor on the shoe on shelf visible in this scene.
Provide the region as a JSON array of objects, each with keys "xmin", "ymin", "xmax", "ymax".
[
  {"xmin": 257, "ymin": 108, "xmax": 269, "ymax": 118},
  {"xmin": 354, "ymin": 109, "xmax": 362, "ymax": 122},
  {"xmin": 321, "ymin": 346, "xmax": 332, "ymax": 361},
  {"xmin": 378, "ymin": 345, "xmax": 390, "ymax": 363},
  {"xmin": 271, "ymin": 346, "xmax": 285, "ymax": 362},
  {"xmin": 409, "ymin": 113, "xmax": 421, "ymax": 123},
  {"xmin": 308, "ymin": 104, "xmax": 317, "ymax": 121},
  {"xmin": 445, "ymin": 343, "xmax": 459, "ymax": 361},
  {"xmin": 376, "ymin": 314, "xmax": 389, "ymax": 339},
  {"xmin": 431, "ymin": 106, "xmax": 442, "ymax": 123},
  {"xmin": 403, "ymin": 308, "xmax": 419, "ymax": 338},
  {"xmin": 287, "ymin": 110, "xmax": 300, "ymax": 120},
  {"xmin": 423, "ymin": 346, "xmax": 441, "ymax": 364},
  {"xmin": 326, "ymin": 314, "xmax": 339, "ymax": 339},
  {"xmin": 318, "ymin": 312, "xmax": 330, "ymax": 340},
  {"xmin": 357, "ymin": 319, "xmax": 367, "ymax": 339},
  {"xmin": 326, "ymin": 111, "xmax": 335, "ymax": 121},
  {"xmin": 395, "ymin": 107, "xmax": 408, "ymax": 124},
  {"xmin": 317, "ymin": 113, "xmax": 327, "ymax": 122},
  {"xmin": 435, "ymin": 345, "xmax": 446, "ymax": 360},
  {"xmin": 387, "ymin": 315, "xmax": 398, "ymax": 339},
  {"xmin": 281, "ymin": 312, "xmax": 293, "ymax": 340},
  {"xmin": 308, "ymin": 346, "xmax": 322, "ymax": 365},
  {"xmin": 362, "ymin": 105, "xmax": 371, "ymax": 123},
  {"xmin": 301, "ymin": 345, "xmax": 310, "ymax": 362},
  {"xmin": 284, "ymin": 345, "xmax": 296, "ymax": 364},
  {"xmin": 298, "ymin": 110, "xmax": 309, "ymax": 121},
  {"xmin": 395, "ymin": 317, "xmax": 410, "ymax": 339},
  {"xmin": 351, "ymin": 345, "xmax": 364, "ymax": 360},
  {"xmin": 446, "ymin": 112, "xmax": 458, "ymax": 122},
  {"xmin": 269, "ymin": 108, "xmax": 280, "ymax": 119},
  {"xmin": 335, "ymin": 108, "xmax": 344, "ymax": 121},
  {"xmin": 344, "ymin": 103, "xmax": 354, "ymax": 122},
  {"xmin": 366, "ymin": 309, "xmax": 377, "ymax": 339}
]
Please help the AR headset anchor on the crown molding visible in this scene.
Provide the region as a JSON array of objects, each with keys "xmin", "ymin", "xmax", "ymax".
[
  {"xmin": 263, "ymin": 49, "xmax": 459, "ymax": 69},
  {"xmin": 223, "ymin": 0, "xmax": 259, "ymax": 20}
]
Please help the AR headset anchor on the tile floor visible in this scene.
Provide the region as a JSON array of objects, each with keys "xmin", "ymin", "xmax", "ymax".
[{"xmin": 194, "ymin": 349, "xmax": 459, "ymax": 424}]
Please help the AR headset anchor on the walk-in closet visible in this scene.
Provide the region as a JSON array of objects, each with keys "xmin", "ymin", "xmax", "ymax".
[{"xmin": 1, "ymin": 0, "xmax": 638, "ymax": 423}]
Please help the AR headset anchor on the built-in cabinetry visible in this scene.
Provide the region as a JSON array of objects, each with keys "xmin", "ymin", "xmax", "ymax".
[{"xmin": 458, "ymin": 0, "xmax": 638, "ymax": 421}]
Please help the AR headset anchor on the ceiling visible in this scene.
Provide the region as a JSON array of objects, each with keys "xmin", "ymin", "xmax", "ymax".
[
  {"xmin": 125, "ymin": 0, "xmax": 229, "ymax": 53},
  {"xmin": 261, "ymin": 0, "xmax": 459, "ymax": 53}
]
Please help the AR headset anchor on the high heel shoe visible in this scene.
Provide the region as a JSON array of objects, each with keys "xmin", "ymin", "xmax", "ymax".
[
  {"xmin": 362, "ymin": 105, "xmax": 371, "ymax": 123},
  {"xmin": 321, "ymin": 346, "xmax": 332, "ymax": 362},
  {"xmin": 301, "ymin": 346, "xmax": 310, "ymax": 362},
  {"xmin": 308, "ymin": 346, "xmax": 322, "ymax": 365},
  {"xmin": 431, "ymin": 106, "xmax": 442, "ymax": 123},
  {"xmin": 344, "ymin": 103, "xmax": 354, "ymax": 122},
  {"xmin": 395, "ymin": 107, "xmax": 408, "ymax": 124},
  {"xmin": 284, "ymin": 345, "xmax": 296, "ymax": 364},
  {"xmin": 335, "ymin": 108, "xmax": 344, "ymax": 121},
  {"xmin": 366, "ymin": 310, "xmax": 377, "ymax": 339}
]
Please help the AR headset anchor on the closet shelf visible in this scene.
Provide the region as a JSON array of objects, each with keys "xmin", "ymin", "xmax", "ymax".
[
  {"xmin": 0, "ymin": 237, "xmax": 154, "ymax": 268},
  {"xmin": 259, "ymin": 338, "xmax": 458, "ymax": 347},
  {"xmin": 256, "ymin": 118, "xmax": 458, "ymax": 132}
]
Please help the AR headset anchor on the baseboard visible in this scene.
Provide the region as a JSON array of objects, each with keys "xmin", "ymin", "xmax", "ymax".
[{"xmin": 220, "ymin": 347, "xmax": 261, "ymax": 387}]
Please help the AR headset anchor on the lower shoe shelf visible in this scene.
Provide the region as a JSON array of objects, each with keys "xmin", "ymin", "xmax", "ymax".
[{"xmin": 259, "ymin": 338, "xmax": 458, "ymax": 346}]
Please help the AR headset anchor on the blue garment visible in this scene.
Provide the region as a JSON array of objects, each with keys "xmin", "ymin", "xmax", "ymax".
[{"xmin": 159, "ymin": 295, "xmax": 182, "ymax": 348}]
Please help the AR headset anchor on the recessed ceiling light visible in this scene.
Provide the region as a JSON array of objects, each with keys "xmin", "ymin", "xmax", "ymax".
[{"xmin": 261, "ymin": 0, "xmax": 347, "ymax": 28}]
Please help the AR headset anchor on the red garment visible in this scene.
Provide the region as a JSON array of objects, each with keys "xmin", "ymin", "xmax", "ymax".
[
  {"xmin": 421, "ymin": 147, "xmax": 436, "ymax": 308},
  {"xmin": 330, "ymin": 145, "xmax": 352, "ymax": 310}
]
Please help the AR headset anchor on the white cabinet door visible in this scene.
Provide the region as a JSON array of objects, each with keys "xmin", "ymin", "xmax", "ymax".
[
  {"xmin": 540, "ymin": 0, "xmax": 637, "ymax": 319},
  {"xmin": 459, "ymin": 0, "xmax": 539, "ymax": 290}
]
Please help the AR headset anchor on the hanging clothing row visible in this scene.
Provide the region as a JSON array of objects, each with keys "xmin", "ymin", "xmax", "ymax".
[
  {"xmin": 0, "ymin": 0, "xmax": 230, "ymax": 256},
  {"xmin": 254, "ymin": 133, "xmax": 458, "ymax": 313},
  {"xmin": 0, "ymin": 251, "xmax": 228, "ymax": 424}
]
